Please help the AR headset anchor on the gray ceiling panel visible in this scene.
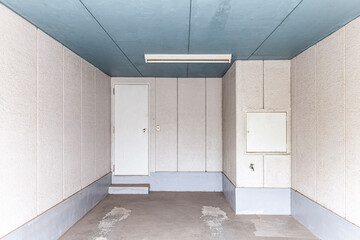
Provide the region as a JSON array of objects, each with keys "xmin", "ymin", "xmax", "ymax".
[
  {"xmin": 250, "ymin": 0, "xmax": 360, "ymax": 59},
  {"xmin": 81, "ymin": 0, "xmax": 190, "ymax": 77}
]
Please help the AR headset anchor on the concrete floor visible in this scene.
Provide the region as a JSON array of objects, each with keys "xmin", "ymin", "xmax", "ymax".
[{"xmin": 60, "ymin": 192, "xmax": 318, "ymax": 240}]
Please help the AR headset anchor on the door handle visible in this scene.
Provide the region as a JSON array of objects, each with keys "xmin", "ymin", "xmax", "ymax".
[{"xmin": 143, "ymin": 128, "xmax": 147, "ymax": 133}]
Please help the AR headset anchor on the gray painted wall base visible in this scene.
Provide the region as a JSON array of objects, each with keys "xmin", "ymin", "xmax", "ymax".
[
  {"xmin": 222, "ymin": 173, "xmax": 291, "ymax": 215},
  {"xmin": 112, "ymin": 172, "xmax": 223, "ymax": 192},
  {"xmin": 236, "ymin": 188, "xmax": 291, "ymax": 215},
  {"xmin": 3, "ymin": 173, "xmax": 111, "ymax": 240},
  {"xmin": 222, "ymin": 174, "xmax": 236, "ymax": 212},
  {"xmin": 291, "ymin": 190, "xmax": 360, "ymax": 240},
  {"xmin": 108, "ymin": 185, "xmax": 149, "ymax": 194}
]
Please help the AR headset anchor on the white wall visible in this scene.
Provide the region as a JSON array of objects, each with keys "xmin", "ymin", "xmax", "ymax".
[
  {"xmin": 292, "ymin": 16, "xmax": 360, "ymax": 227},
  {"xmin": 222, "ymin": 64, "xmax": 237, "ymax": 184},
  {"xmin": 155, "ymin": 78, "xmax": 178, "ymax": 171},
  {"xmin": 37, "ymin": 30, "xmax": 64, "ymax": 213},
  {"xmin": 0, "ymin": 4, "xmax": 111, "ymax": 238},
  {"xmin": 0, "ymin": 4, "xmax": 37, "ymax": 237},
  {"xmin": 178, "ymin": 78, "xmax": 206, "ymax": 171},
  {"xmin": 206, "ymin": 78, "xmax": 223, "ymax": 171},
  {"xmin": 111, "ymin": 77, "xmax": 222, "ymax": 173},
  {"xmin": 63, "ymin": 48, "xmax": 82, "ymax": 198},
  {"xmin": 222, "ymin": 60, "xmax": 291, "ymax": 188}
]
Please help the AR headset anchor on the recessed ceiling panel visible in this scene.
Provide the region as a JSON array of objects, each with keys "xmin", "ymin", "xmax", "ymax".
[
  {"xmin": 189, "ymin": 0, "xmax": 301, "ymax": 59},
  {"xmin": 0, "ymin": 0, "xmax": 141, "ymax": 76},
  {"xmin": 250, "ymin": 0, "xmax": 360, "ymax": 59},
  {"xmin": 81, "ymin": 0, "xmax": 191, "ymax": 77}
]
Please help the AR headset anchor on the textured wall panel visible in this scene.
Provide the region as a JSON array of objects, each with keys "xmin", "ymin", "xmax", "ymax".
[
  {"xmin": 95, "ymin": 69, "xmax": 111, "ymax": 179},
  {"xmin": 222, "ymin": 65, "xmax": 237, "ymax": 184},
  {"xmin": 237, "ymin": 155, "xmax": 263, "ymax": 187},
  {"xmin": 0, "ymin": 4, "xmax": 112, "ymax": 237},
  {"xmin": 290, "ymin": 58, "xmax": 296, "ymax": 189},
  {"xmin": 264, "ymin": 61, "xmax": 291, "ymax": 109},
  {"xmin": 0, "ymin": 4, "xmax": 37, "ymax": 237},
  {"xmin": 236, "ymin": 61, "xmax": 264, "ymax": 110},
  {"xmin": 235, "ymin": 61, "xmax": 264, "ymax": 187},
  {"xmin": 63, "ymin": 48, "xmax": 81, "ymax": 199},
  {"xmin": 149, "ymin": 78, "xmax": 156, "ymax": 172},
  {"xmin": 264, "ymin": 155, "xmax": 291, "ymax": 188},
  {"xmin": 294, "ymin": 46, "xmax": 317, "ymax": 199},
  {"xmin": 316, "ymin": 29, "xmax": 345, "ymax": 217},
  {"xmin": 37, "ymin": 30, "xmax": 64, "ymax": 213},
  {"xmin": 178, "ymin": 78, "xmax": 206, "ymax": 171},
  {"xmin": 206, "ymin": 78, "xmax": 222, "ymax": 171},
  {"xmin": 345, "ymin": 17, "xmax": 360, "ymax": 226},
  {"xmin": 155, "ymin": 78, "xmax": 178, "ymax": 171},
  {"xmin": 293, "ymin": 17, "xmax": 360, "ymax": 227},
  {"xmin": 81, "ymin": 60, "xmax": 96, "ymax": 187}
]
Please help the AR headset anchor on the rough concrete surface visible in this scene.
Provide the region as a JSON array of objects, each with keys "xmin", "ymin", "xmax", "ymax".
[{"xmin": 60, "ymin": 192, "xmax": 317, "ymax": 240}]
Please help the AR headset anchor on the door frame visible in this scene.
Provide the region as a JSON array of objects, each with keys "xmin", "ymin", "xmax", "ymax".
[{"xmin": 111, "ymin": 83, "xmax": 150, "ymax": 176}]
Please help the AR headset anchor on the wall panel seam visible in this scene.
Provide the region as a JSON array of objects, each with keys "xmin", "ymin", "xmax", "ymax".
[
  {"xmin": 343, "ymin": 28, "xmax": 347, "ymax": 218},
  {"xmin": 315, "ymin": 44, "xmax": 318, "ymax": 202},
  {"xmin": 176, "ymin": 78, "xmax": 179, "ymax": 172},
  {"xmin": 95, "ymin": 69, "xmax": 97, "ymax": 179},
  {"xmin": 36, "ymin": 28, "xmax": 40, "ymax": 215},
  {"xmin": 235, "ymin": 64, "xmax": 238, "ymax": 186},
  {"xmin": 62, "ymin": 46, "xmax": 65, "ymax": 200},
  {"xmin": 262, "ymin": 60, "xmax": 265, "ymax": 109},
  {"xmin": 80, "ymin": 60, "xmax": 83, "ymax": 188},
  {"xmin": 154, "ymin": 78, "xmax": 157, "ymax": 171},
  {"xmin": 294, "ymin": 58, "xmax": 297, "ymax": 190},
  {"xmin": 205, "ymin": 77, "xmax": 207, "ymax": 171}
]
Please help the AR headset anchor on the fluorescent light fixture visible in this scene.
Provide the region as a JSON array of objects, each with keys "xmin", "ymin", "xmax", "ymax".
[{"xmin": 144, "ymin": 54, "xmax": 232, "ymax": 63}]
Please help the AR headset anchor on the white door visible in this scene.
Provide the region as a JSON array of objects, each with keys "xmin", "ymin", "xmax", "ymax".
[{"xmin": 114, "ymin": 84, "xmax": 149, "ymax": 175}]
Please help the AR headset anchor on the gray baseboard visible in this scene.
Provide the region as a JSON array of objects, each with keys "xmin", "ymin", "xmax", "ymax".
[
  {"xmin": 222, "ymin": 173, "xmax": 291, "ymax": 215},
  {"xmin": 222, "ymin": 174, "xmax": 236, "ymax": 212},
  {"xmin": 112, "ymin": 172, "xmax": 223, "ymax": 192},
  {"xmin": 291, "ymin": 189, "xmax": 360, "ymax": 240},
  {"xmin": 236, "ymin": 187, "xmax": 291, "ymax": 215},
  {"xmin": 3, "ymin": 173, "xmax": 111, "ymax": 240}
]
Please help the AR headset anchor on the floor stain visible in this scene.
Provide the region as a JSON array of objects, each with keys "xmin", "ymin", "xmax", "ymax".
[
  {"xmin": 92, "ymin": 207, "xmax": 131, "ymax": 240},
  {"xmin": 201, "ymin": 206, "xmax": 228, "ymax": 237},
  {"xmin": 251, "ymin": 217, "xmax": 317, "ymax": 239},
  {"xmin": 94, "ymin": 237, "xmax": 107, "ymax": 240}
]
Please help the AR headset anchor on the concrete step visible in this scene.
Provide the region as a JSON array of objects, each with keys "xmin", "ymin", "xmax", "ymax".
[{"xmin": 108, "ymin": 184, "xmax": 149, "ymax": 194}]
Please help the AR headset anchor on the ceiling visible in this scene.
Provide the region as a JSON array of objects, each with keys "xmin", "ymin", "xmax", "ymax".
[{"xmin": 2, "ymin": 0, "xmax": 360, "ymax": 78}]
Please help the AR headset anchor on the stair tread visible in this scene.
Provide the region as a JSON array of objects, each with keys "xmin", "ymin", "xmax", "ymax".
[{"xmin": 110, "ymin": 184, "xmax": 149, "ymax": 188}]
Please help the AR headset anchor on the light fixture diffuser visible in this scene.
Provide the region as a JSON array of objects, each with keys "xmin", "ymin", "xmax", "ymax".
[{"xmin": 144, "ymin": 54, "xmax": 232, "ymax": 63}]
